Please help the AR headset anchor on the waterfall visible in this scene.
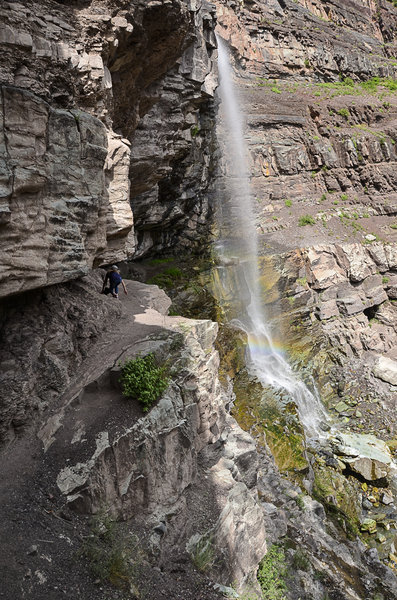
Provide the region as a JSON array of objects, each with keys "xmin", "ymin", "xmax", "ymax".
[{"xmin": 215, "ymin": 35, "xmax": 328, "ymax": 439}]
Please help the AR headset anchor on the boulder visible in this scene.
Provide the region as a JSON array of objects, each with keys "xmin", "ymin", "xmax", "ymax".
[
  {"xmin": 368, "ymin": 243, "xmax": 389, "ymax": 272},
  {"xmin": 361, "ymin": 518, "xmax": 377, "ymax": 534},
  {"xmin": 332, "ymin": 432, "xmax": 395, "ymax": 482},
  {"xmin": 341, "ymin": 243, "xmax": 374, "ymax": 283},
  {"xmin": 316, "ymin": 299, "xmax": 339, "ymax": 320},
  {"xmin": 373, "ymin": 355, "xmax": 397, "ymax": 386},
  {"xmin": 305, "ymin": 246, "xmax": 346, "ymax": 290}
]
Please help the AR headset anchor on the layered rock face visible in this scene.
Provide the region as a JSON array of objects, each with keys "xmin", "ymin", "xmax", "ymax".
[
  {"xmin": 214, "ymin": 0, "xmax": 397, "ymax": 253},
  {"xmin": 0, "ymin": 0, "xmax": 217, "ymax": 298},
  {"xmin": 264, "ymin": 241, "xmax": 397, "ymax": 437},
  {"xmin": 210, "ymin": 5, "xmax": 397, "ymax": 590},
  {"xmin": 0, "ymin": 272, "xmax": 122, "ymax": 445}
]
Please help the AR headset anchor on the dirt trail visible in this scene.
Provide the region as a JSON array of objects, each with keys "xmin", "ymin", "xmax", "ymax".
[{"xmin": 0, "ymin": 278, "xmax": 211, "ymax": 600}]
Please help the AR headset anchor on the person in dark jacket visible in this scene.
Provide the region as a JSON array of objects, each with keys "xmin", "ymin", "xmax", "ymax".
[{"xmin": 102, "ymin": 265, "xmax": 127, "ymax": 298}]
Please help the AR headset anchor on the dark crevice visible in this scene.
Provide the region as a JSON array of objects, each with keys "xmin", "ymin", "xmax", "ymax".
[{"xmin": 363, "ymin": 304, "xmax": 380, "ymax": 320}]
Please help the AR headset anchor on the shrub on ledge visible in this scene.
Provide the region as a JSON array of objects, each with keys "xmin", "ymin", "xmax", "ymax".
[
  {"xmin": 119, "ymin": 353, "xmax": 169, "ymax": 412},
  {"xmin": 298, "ymin": 214, "xmax": 316, "ymax": 226}
]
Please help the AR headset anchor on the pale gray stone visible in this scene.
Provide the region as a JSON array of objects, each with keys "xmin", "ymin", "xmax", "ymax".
[
  {"xmin": 373, "ymin": 355, "xmax": 397, "ymax": 386},
  {"xmin": 332, "ymin": 432, "xmax": 395, "ymax": 482}
]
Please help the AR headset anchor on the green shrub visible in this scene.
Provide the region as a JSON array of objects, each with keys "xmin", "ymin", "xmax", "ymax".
[
  {"xmin": 382, "ymin": 276, "xmax": 390, "ymax": 284},
  {"xmin": 340, "ymin": 193, "xmax": 348, "ymax": 201},
  {"xmin": 343, "ymin": 77, "xmax": 354, "ymax": 87},
  {"xmin": 360, "ymin": 77, "xmax": 380, "ymax": 92},
  {"xmin": 284, "ymin": 199, "xmax": 292, "ymax": 207},
  {"xmin": 257, "ymin": 545, "xmax": 287, "ymax": 600},
  {"xmin": 294, "ymin": 493, "xmax": 306, "ymax": 509},
  {"xmin": 298, "ymin": 215, "xmax": 316, "ymax": 226},
  {"xmin": 163, "ymin": 266, "xmax": 183, "ymax": 279},
  {"xmin": 147, "ymin": 266, "xmax": 183, "ymax": 289},
  {"xmin": 120, "ymin": 353, "xmax": 169, "ymax": 412},
  {"xmin": 337, "ymin": 108, "xmax": 350, "ymax": 119}
]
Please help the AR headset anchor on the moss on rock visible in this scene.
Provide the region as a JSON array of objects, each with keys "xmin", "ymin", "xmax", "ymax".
[
  {"xmin": 232, "ymin": 371, "xmax": 308, "ymax": 480},
  {"xmin": 312, "ymin": 461, "xmax": 361, "ymax": 538},
  {"xmin": 215, "ymin": 323, "xmax": 248, "ymax": 382}
]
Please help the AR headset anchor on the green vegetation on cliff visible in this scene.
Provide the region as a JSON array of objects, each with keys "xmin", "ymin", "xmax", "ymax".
[
  {"xmin": 120, "ymin": 353, "xmax": 169, "ymax": 412},
  {"xmin": 257, "ymin": 545, "xmax": 287, "ymax": 600}
]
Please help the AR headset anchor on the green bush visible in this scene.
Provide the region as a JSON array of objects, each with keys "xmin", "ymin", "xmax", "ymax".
[
  {"xmin": 163, "ymin": 266, "xmax": 183, "ymax": 279},
  {"xmin": 337, "ymin": 108, "xmax": 350, "ymax": 119},
  {"xmin": 298, "ymin": 215, "xmax": 316, "ymax": 226},
  {"xmin": 120, "ymin": 353, "xmax": 169, "ymax": 412},
  {"xmin": 257, "ymin": 545, "xmax": 287, "ymax": 600},
  {"xmin": 147, "ymin": 266, "xmax": 183, "ymax": 289},
  {"xmin": 294, "ymin": 493, "xmax": 306, "ymax": 510}
]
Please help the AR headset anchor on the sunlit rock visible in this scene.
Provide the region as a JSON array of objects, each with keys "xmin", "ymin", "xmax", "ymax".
[{"xmin": 332, "ymin": 432, "xmax": 395, "ymax": 482}]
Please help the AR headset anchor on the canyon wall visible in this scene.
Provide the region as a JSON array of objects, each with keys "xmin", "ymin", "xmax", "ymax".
[
  {"xmin": 0, "ymin": 0, "xmax": 217, "ymax": 299},
  {"xmin": 214, "ymin": 0, "xmax": 397, "ymax": 254},
  {"xmin": 211, "ymin": 0, "xmax": 397, "ymax": 596},
  {"xmin": 2, "ymin": 0, "xmax": 397, "ymax": 598},
  {"xmin": 0, "ymin": 3, "xmax": 267, "ymax": 598}
]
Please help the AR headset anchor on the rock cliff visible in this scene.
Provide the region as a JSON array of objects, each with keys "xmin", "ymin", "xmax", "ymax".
[
  {"xmin": 210, "ymin": 0, "xmax": 397, "ymax": 596},
  {"xmin": 0, "ymin": 277, "xmax": 266, "ymax": 599},
  {"xmin": 3, "ymin": 0, "xmax": 397, "ymax": 599},
  {"xmin": 0, "ymin": 0, "xmax": 217, "ymax": 299},
  {"xmin": 214, "ymin": 0, "xmax": 397, "ymax": 254}
]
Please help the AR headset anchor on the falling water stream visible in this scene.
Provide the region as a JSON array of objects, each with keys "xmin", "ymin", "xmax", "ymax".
[{"xmin": 215, "ymin": 36, "xmax": 328, "ymax": 440}]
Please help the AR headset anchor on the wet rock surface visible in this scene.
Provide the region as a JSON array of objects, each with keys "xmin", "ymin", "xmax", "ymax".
[
  {"xmin": 230, "ymin": 241, "xmax": 397, "ymax": 590},
  {"xmin": 260, "ymin": 241, "xmax": 397, "ymax": 441}
]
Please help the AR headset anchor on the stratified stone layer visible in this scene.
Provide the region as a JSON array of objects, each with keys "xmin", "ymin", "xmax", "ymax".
[{"xmin": 0, "ymin": 0, "xmax": 218, "ymax": 298}]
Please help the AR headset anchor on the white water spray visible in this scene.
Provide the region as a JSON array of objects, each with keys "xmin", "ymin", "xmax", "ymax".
[{"xmin": 216, "ymin": 36, "xmax": 328, "ymax": 439}]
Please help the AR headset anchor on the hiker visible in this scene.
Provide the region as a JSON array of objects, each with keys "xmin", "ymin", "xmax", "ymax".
[{"xmin": 102, "ymin": 265, "xmax": 127, "ymax": 298}]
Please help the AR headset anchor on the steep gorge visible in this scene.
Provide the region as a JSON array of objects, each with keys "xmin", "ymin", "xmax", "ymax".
[{"xmin": 2, "ymin": 1, "xmax": 397, "ymax": 600}]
